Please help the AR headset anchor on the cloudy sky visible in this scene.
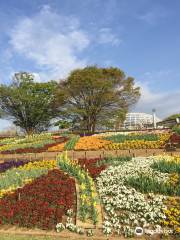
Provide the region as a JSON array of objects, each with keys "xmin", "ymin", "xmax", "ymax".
[{"xmin": 0, "ymin": 0, "xmax": 180, "ymax": 130}]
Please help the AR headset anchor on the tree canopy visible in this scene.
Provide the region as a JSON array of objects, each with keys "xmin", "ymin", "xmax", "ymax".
[
  {"xmin": 56, "ymin": 66, "xmax": 140, "ymax": 133},
  {"xmin": 164, "ymin": 113, "xmax": 180, "ymax": 121},
  {"xmin": 0, "ymin": 72, "xmax": 59, "ymax": 134}
]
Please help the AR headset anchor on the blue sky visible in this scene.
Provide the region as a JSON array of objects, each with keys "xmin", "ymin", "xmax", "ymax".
[{"xmin": 0, "ymin": 0, "xmax": 180, "ymax": 130}]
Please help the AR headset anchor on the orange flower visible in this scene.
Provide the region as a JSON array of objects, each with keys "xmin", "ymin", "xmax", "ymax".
[
  {"xmin": 48, "ymin": 143, "xmax": 65, "ymax": 151},
  {"xmin": 74, "ymin": 136, "xmax": 111, "ymax": 150}
]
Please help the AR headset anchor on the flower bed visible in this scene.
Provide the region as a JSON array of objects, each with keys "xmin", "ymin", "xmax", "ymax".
[
  {"xmin": 77, "ymin": 157, "xmax": 106, "ymax": 179},
  {"xmin": 73, "ymin": 133, "xmax": 170, "ymax": 151},
  {"xmin": 74, "ymin": 136, "xmax": 111, "ymax": 150},
  {"xmin": 0, "ymin": 169, "xmax": 76, "ymax": 230},
  {"xmin": 0, "ymin": 159, "xmax": 29, "ymax": 173},
  {"xmin": 0, "ymin": 133, "xmax": 68, "ymax": 154},
  {"xmin": 162, "ymin": 197, "xmax": 180, "ymax": 234},
  {"xmin": 0, "ymin": 159, "xmax": 56, "ymax": 198},
  {"xmin": 64, "ymin": 136, "xmax": 80, "ymax": 150},
  {"xmin": 57, "ymin": 152, "xmax": 98, "ymax": 224},
  {"xmin": 104, "ymin": 133, "xmax": 160, "ymax": 143},
  {"xmin": 47, "ymin": 142, "xmax": 66, "ymax": 152},
  {"xmin": 104, "ymin": 134, "xmax": 170, "ymax": 150},
  {"xmin": 96, "ymin": 155, "xmax": 180, "ymax": 237}
]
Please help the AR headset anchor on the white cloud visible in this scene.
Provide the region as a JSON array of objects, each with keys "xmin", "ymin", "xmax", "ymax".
[
  {"xmin": 9, "ymin": 5, "xmax": 90, "ymax": 81},
  {"xmin": 134, "ymin": 81, "xmax": 180, "ymax": 119},
  {"xmin": 138, "ymin": 7, "xmax": 168, "ymax": 25},
  {"xmin": 0, "ymin": 119, "xmax": 14, "ymax": 131},
  {"xmin": 97, "ymin": 28, "xmax": 121, "ymax": 46}
]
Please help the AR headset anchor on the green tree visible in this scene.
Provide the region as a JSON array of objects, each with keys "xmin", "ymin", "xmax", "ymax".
[
  {"xmin": 54, "ymin": 119, "xmax": 72, "ymax": 129},
  {"xmin": 0, "ymin": 72, "xmax": 59, "ymax": 134},
  {"xmin": 57, "ymin": 66, "xmax": 140, "ymax": 133},
  {"xmin": 164, "ymin": 113, "xmax": 180, "ymax": 121}
]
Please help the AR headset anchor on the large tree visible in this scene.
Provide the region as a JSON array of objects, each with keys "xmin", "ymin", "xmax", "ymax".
[
  {"xmin": 0, "ymin": 72, "xmax": 59, "ymax": 134},
  {"xmin": 57, "ymin": 66, "xmax": 140, "ymax": 133}
]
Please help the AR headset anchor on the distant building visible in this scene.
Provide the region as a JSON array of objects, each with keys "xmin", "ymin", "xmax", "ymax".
[{"xmin": 123, "ymin": 112, "xmax": 161, "ymax": 129}]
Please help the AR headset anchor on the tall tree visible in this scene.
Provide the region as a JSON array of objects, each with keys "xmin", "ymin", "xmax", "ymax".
[
  {"xmin": 0, "ymin": 72, "xmax": 59, "ymax": 134},
  {"xmin": 57, "ymin": 66, "xmax": 140, "ymax": 133}
]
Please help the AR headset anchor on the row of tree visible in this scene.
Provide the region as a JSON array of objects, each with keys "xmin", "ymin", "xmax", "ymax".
[{"xmin": 0, "ymin": 66, "xmax": 140, "ymax": 134}]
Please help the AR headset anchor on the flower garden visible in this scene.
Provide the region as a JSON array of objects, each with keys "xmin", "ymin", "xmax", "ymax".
[
  {"xmin": 50, "ymin": 132, "xmax": 172, "ymax": 151},
  {"xmin": 0, "ymin": 130, "xmax": 179, "ymax": 239},
  {"xmin": 0, "ymin": 146, "xmax": 179, "ymax": 239},
  {"xmin": 0, "ymin": 131, "xmax": 173, "ymax": 154}
]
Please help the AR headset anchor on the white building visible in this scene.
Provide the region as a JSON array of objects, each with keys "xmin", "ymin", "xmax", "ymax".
[{"xmin": 123, "ymin": 112, "xmax": 161, "ymax": 129}]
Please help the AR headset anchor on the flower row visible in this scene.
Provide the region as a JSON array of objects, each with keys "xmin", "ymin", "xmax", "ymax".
[
  {"xmin": 0, "ymin": 133, "xmax": 68, "ymax": 153},
  {"xmin": 57, "ymin": 152, "xmax": 98, "ymax": 224},
  {"xmin": 0, "ymin": 159, "xmax": 29, "ymax": 173}
]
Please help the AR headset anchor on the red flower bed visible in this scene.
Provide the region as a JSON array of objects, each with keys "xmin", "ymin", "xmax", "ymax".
[
  {"xmin": 0, "ymin": 169, "xmax": 76, "ymax": 230},
  {"xmin": 170, "ymin": 133, "xmax": 180, "ymax": 144},
  {"xmin": 78, "ymin": 158, "xmax": 106, "ymax": 178}
]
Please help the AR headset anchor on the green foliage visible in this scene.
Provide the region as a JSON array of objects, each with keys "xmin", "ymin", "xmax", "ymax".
[
  {"xmin": 57, "ymin": 153, "xmax": 98, "ymax": 224},
  {"xmin": 172, "ymin": 125, "xmax": 180, "ymax": 135},
  {"xmin": 97, "ymin": 156, "xmax": 132, "ymax": 166},
  {"xmin": 54, "ymin": 119, "xmax": 72, "ymax": 129},
  {"xmin": 57, "ymin": 66, "xmax": 140, "ymax": 133},
  {"xmin": 64, "ymin": 136, "xmax": 80, "ymax": 150},
  {"xmin": 104, "ymin": 133, "xmax": 159, "ymax": 143},
  {"xmin": 165, "ymin": 113, "xmax": 180, "ymax": 121},
  {"xmin": 0, "ymin": 166, "xmax": 48, "ymax": 191},
  {"xmin": 126, "ymin": 174, "xmax": 180, "ymax": 196},
  {"xmin": 0, "ymin": 72, "xmax": 59, "ymax": 134},
  {"xmin": 151, "ymin": 160, "xmax": 180, "ymax": 174}
]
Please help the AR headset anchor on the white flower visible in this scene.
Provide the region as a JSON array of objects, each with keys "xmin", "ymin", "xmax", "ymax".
[{"xmin": 56, "ymin": 223, "xmax": 65, "ymax": 232}]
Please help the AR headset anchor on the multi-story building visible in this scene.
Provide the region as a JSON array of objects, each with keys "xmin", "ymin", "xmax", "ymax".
[{"xmin": 123, "ymin": 112, "xmax": 161, "ymax": 129}]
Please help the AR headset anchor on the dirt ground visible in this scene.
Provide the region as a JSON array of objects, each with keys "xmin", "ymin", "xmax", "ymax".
[{"xmin": 0, "ymin": 225, "xmax": 179, "ymax": 240}]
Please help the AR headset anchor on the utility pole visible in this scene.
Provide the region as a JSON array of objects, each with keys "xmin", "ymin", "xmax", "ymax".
[{"xmin": 152, "ymin": 108, "xmax": 156, "ymax": 129}]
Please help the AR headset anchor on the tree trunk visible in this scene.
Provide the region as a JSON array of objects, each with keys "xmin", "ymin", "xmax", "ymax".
[{"xmin": 26, "ymin": 128, "xmax": 35, "ymax": 135}]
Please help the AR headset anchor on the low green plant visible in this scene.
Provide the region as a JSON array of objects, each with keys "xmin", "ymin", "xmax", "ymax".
[
  {"xmin": 126, "ymin": 174, "xmax": 180, "ymax": 196},
  {"xmin": 64, "ymin": 135, "xmax": 80, "ymax": 150},
  {"xmin": 151, "ymin": 160, "xmax": 180, "ymax": 174},
  {"xmin": 97, "ymin": 156, "xmax": 132, "ymax": 166},
  {"xmin": 57, "ymin": 152, "xmax": 98, "ymax": 224},
  {"xmin": 172, "ymin": 125, "xmax": 180, "ymax": 135},
  {"xmin": 104, "ymin": 133, "xmax": 159, "ymax": 143},
  {"xmin": 0, "ymin": 167, "xmax": 49, "ymax": 192}
]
